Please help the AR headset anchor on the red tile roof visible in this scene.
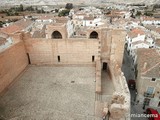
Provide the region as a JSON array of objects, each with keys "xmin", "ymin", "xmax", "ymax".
[
  {"xmin": 132, "ymin": 28, "xmax": 145, "ymax": 35},
  {"xmin": 0, "ymin": 19, "xmax": 33, "ymax": 34},
  {"xmin": 83, "ymin": 16, "xmax": 94, "ymax": 20},
  {"xmin": 38, "ymin": 15, "xmax": 54, "ymax": 20},
  {"xmin": 0, "ymin": 25, "xmax": 21, "ymax": 34},
  {"xmin": 137, "ymin": 48, "xmax": 160, "ymax": 78},
  {"xmin": 142, "ymin": 16, "xmax": 160, "ymax": 21},
  {"xmin": 128, "ymin": 28, "xmax": 145, "ymax": 38}
]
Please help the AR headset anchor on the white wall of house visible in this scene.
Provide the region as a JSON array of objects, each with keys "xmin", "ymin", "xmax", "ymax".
[
  {"xmin": 131, "ymin": 22, "xmax": 139, "ymax": 27},
  {"xmin": 69, "ymin": 9, "xmax": 74, "ymax": 16},
  {"xmin": 142, "ymin": 20, "xmax": 160, "ymax": 25},
  {"xmin": 36, "ymin": 19, "xmax": 53, "ymax": 23},
  {"xmin": 66, "ymin": 20, "xmax": 74, "ymax": 38},
  {"xmin": 131, "ymin": 35, "xmax": 145, "ymax": 43},
  {"xmin": 146, "ymin": 37, "xmax": 154, "ymax": 47},
  {"xmin": 82, "ymin": 18, "xmax": 104, "ymax": 27},
  {"xmin": 155, "ymin": 44, "xmax": 160, "ymax": 50},
  {"xmin": 132, "ymin": 43, "xmax": 150, "ymax": 50},
  {"xmin": 126, "ymin": 33, "xmax": 155, "ymax": 63},
  {"xmin": 124, "ymin": 12, "xmax": 131, "ymax": 19},
  {"xmin": 128, "ymin": 42, "xmax": 151, "ymax": 58},
  {"xmin": 82, "ymin": 20, "xmax": 94, "ymax": 27},
  {"xmin": 73, "ymin": 15, "xmax": 84, "ymax": 20},
  {"xmin": 126, "ymin": 34, "xmax": 145, "ymax": 51},
  {"xmin": 72, "ymin": 20, "xmax": 83, "ymax": 27}
]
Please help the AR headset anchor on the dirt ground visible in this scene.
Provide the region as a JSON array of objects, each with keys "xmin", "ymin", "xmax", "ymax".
[{"xmin": 0, "ymin": 66, "xmax": 98, "ymax": 120}]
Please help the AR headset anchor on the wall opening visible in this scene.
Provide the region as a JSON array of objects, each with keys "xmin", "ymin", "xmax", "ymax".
[
  {"xmin": 158, "ymin": 101, "xmax": 160, "ymax": 107},
  {"xmin": 89, "ymin": 31, "xmax": 98, "ymax": 39},
  {"xmin": 92, "ymin": 56, "xmax": 95, "ymax": 62},
  {"xmin": 102, "ymin": 62, "xmax": 108, "ymax": 71},
  {"xmin": 52, "ymin": 31, "xmax": 62, "ymax": 39},
  {"xmin": 143, "ymin": 98, "xmax": 150, "ymax": 106},
  {"xmin": 27, "ymin": 53, "xmax": 31, "ymax": 64},
  {"xmin": 58, "ymin": 56, "xmax": 60, "ymax": 62}
]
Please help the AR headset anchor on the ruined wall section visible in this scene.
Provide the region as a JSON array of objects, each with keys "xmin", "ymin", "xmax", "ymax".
[
  {"xmin": 109, "ymin": 59, "xmax": 130, "ymax": 120},
  {"xmin": 107, "ymin": 30, "xmax": 130, "ymax": 120},
  {"xmin": 110, "ymin": 30, "xmax": 126, "ymax": 68},
  {"xmin": 0, "ymin": 41, "xmax": 28, "ymax": 93},
  {"xmin": 101, "ymin": 28, "xmax": 112, "ymax": 63}
]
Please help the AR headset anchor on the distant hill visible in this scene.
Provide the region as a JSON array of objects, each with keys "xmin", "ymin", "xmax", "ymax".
[{"xmin": 0, "ymin": 0, "xmax": 160, "ymax": 6}]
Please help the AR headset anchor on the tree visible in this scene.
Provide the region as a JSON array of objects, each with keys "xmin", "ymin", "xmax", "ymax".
[
  {"xmin": 58, "ymin": 9, "xmax": 70, "ymax": 16},
  {"xmin": 131, "ymin": 13, "xmax": 135, "ymax": 18},
  {"xmin": 65, "ymin": 3, "xmax": 73, "ymax": 9},
  {"xmin": 0, "ymin": 21, "xmax": 4, "ymax": 27},
  {"xmin": 35, "ymin": 7, "xmax": 38, "ymax": 11},
  {"xmin": 131, "ymin": 9, "xmax": 135, "ymax": 13},
  {"xmin": 136, "ymin": 11, "xmax": 142, "ymax": 16},
  {"xmin": 26, "ymin": 6, "xmax": 34, "ymax": 11},
  {"xmin": 0, "ymin": 10, "xmax": 5, "ymax": 14},
  {"xmin": 144, "ymin": 12, "xmax": 153, "ymax": 16},
  {"xmin": 36, "ymin": 8, "xmax": 45, "ymax": 14},
  {"xmin": 19, "ymin": 4, "xmax": 24, "ymax": 11},
  {"xmin": 55, "ymin": 9, "xmax": 59, "ymax": 13},
  {"xmin": 41, "ymin": 8, "xmax": 45, "ymax": 13}
]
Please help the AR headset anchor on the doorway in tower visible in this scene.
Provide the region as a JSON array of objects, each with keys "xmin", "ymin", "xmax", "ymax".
[{"xmin": 102, "ymin": 62, "xmax": 108, "ymax": 71}]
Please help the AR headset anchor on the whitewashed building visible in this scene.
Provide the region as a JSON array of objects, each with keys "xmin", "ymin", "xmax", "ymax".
[
  {"xmin": 126, "ymin": 28, "xmax": 154, "ymax": 63},
  {"xmin": 141, "ymin": 17, "xmax": 160, "ymax": 25}
]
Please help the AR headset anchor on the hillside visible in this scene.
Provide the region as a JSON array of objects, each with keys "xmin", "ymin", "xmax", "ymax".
[{"xmin": 0, "ymin": 0, "xmax": 160, "ymax": 6}]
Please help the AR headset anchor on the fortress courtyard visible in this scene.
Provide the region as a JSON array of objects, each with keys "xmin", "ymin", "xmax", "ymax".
[{"xmin": 0, "ymin": 65, "xmax": 114, "ymax": 120}]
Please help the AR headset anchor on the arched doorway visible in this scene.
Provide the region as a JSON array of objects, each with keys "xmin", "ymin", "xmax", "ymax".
[
  {"xmin": 89, "ymin": 31, "xmax": 98, "ymax": 39},
  {"xmin": 52, "ymin": 31, "xmax": 62, "ymax": 39}
]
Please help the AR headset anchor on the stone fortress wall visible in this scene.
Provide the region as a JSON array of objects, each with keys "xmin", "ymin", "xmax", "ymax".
[
  {"xmin": 0, "ymin": 25, "xmax": 130, "ymax": 120},
  {"xmin": 0, "ymin": 41, "xmax": 28, "ymax": 93}
]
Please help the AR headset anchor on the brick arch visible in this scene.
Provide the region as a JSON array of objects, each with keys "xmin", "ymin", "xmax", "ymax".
[
  {"xmin": 52, "ymin": 31, "xmax": 62, "ymax": 39},
  {"xmin": 89, "ymin": 31, "xmax": 98, "ymax": 39}
]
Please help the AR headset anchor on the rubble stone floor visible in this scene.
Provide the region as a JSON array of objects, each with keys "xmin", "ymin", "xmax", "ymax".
[{"xmin": 0, "ymin": 66, "xmax": 103, "ymax": 120}]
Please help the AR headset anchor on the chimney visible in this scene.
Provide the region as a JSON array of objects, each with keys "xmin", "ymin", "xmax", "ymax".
[{"xmin": 143, "ymin": 62, "xmax": 147, "ymax": 70}]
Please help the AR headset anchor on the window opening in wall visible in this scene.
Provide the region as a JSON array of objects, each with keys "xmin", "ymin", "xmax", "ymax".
[
  {"xmin": 89, "ymin": 31, "xmax": 98, "ymax": 39},
  {"xmin": 151, "ymin": 78, "xmax": 156, "ymax": 82},
  {"xmin": 27, "ymin": 53, "xmax": 31, "ymax": 64},
  {"xmin": 58, "ymin": 56, "xmax": 60, "ymax": 62},
  {"xmin": 52, "ymin": 31, "xmax": 62, "ymax": 39},
  {"xmin": 92, "ymin": 56, "xmax": 95, "ymax": 62},
  {"xmin": 143, "ymin": 98, "xmax": 150, "ymax": 106},
  {"xmin": 147, "ymin": 87, "xmax": 154, "ymax": 94},
  {"xmin": 158, "ymin": 101, "xmax": 160, "ymax": 107}
]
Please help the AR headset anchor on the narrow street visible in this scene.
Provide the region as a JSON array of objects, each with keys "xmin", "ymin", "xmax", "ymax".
[
  {"xmin": 122, "ymin": 49, "xmax": 135, "ymax": 81},
  {"xmin": 122, "ymin": 49, "xmax": 147, "ymax": 120}
]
